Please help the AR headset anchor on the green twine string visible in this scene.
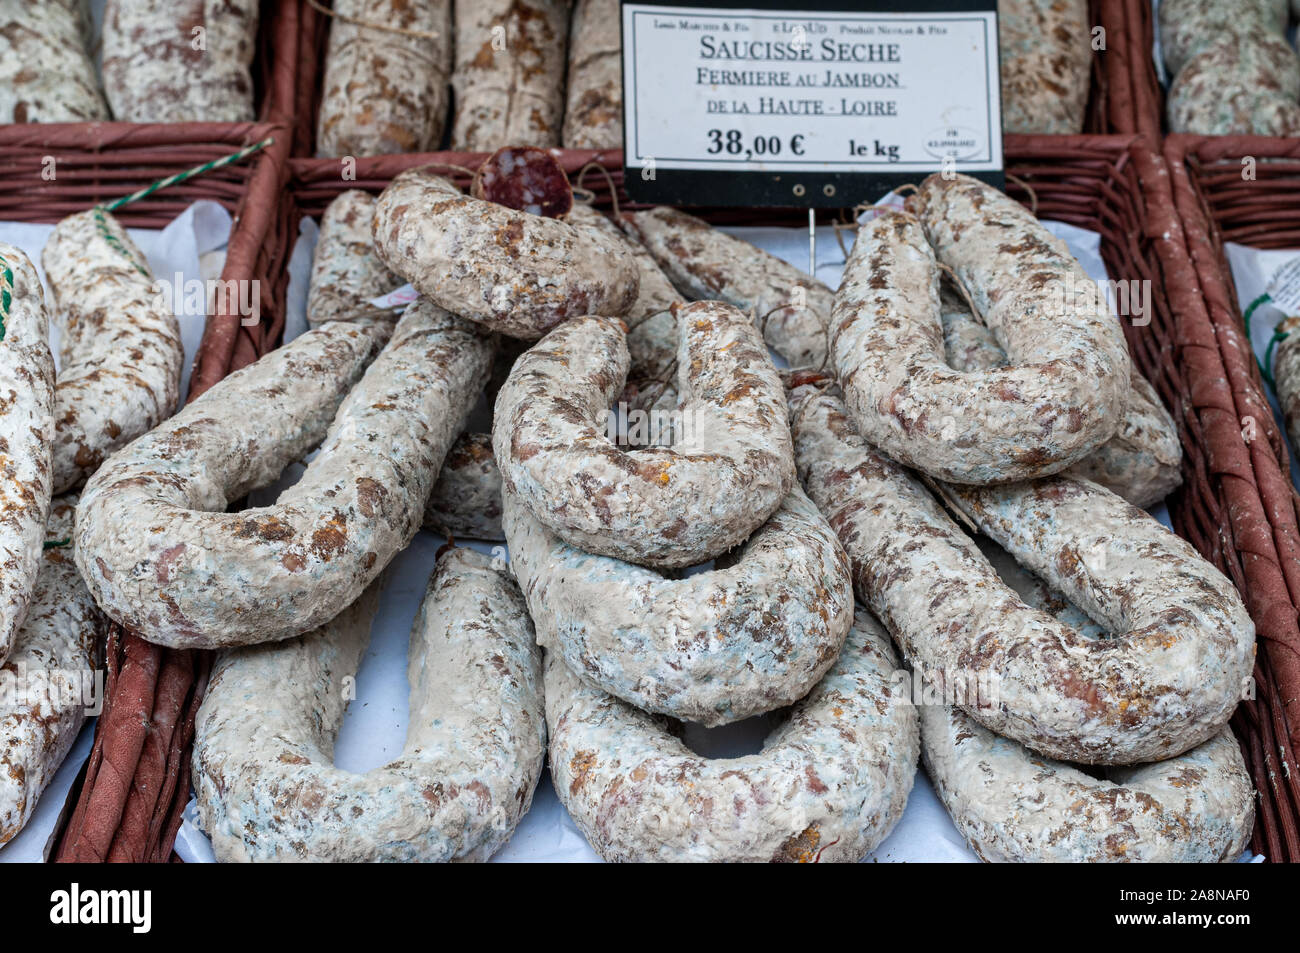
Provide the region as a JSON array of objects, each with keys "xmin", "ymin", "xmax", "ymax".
[
  {"xmin": 0, "ymin": 253, "xmax": 11, "ymax": 343},
  {"xmin": 42, "ymin": 538, "xmax": 70, "ymax": 550},
  {"xmin": 1243, "ymin": 292, "xmax": 1288, "ymax": 392},
  {"xmin": 92, "ymin": 207, "xmax": 149, "ymax": 278},
  {"xmin": 97, "ymin": 136, "xmax": 274, "ymax": 212}
]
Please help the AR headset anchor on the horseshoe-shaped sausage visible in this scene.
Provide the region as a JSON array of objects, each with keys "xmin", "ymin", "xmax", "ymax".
[
  {"xmin": 790, "ymin": 380, "xmax": 1254, "ymax": 764},
  {"xmin": 504, "ymin": 484, "xmax": 852, "ymax": 726},
  {"xmin": 832, "ymin": 175, "xmax": 1131, "ymax": 483},
  {"xmin": 494, "ymin": 303, "xmax": 794, "ymax": 569},
  {"xmin": 547, "ymin": 606, "xmax": 918, "ymax": 862},
  {"xmin": 922, "ymin": 543, "xmax": 1253, "ymax": 862},
  {"xmin": 75, "ymin": 302, "xmax": 492, "ymax": 649},
  {"xmin": 193, "ymin": 547, "xmax": 545, "ymax": 862}
]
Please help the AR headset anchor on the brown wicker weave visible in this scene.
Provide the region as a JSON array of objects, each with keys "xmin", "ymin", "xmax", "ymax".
[{"xmin": 1155, "ymin": 134, "xmax": 1300, "ymax": 864}]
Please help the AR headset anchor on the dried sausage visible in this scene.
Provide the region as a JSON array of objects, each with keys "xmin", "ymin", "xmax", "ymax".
[
  {"xmin": 423, "ymin": 432, "xmax": 504, "ymax": 541},
  {"xmin": 372, "ymin": 169, "xmax": 639, "ymax": 339},
  {"xmin": 75, "ymin": 304, "xmax": 492, "ymax": 649},
  {"xmin": 0, "ymin": 0, "xmax": 107, "ymax": 122},
  {"xmin": 493, "ymin": 305, "xmax": 793, "ymax": 568},
  {"xmin": 0, "ymin": 243, "xmax": 56, "ymax": 666},
  {"xmin": 938, "ymin": 286, "xmax": 1181, "ymax": 507},
  {"xmin": 450, "ymin": 0, "xmax": 568, "ymax": 150},
  {"xmin": 547, "ymin": 606, "xmax": 917, "ymax": 862},
  {"xmin": 0, "ymin": 496, "xmax": 104, "ymax": 846},
  {"xmin": 42, "ymin": 209, "xmax": 185, "ymax": 494},
  {"xmin": 193, "ymin": 547, "xmax": 545, "ymax": 862},
  {"xmin": 831, "ymin": 177, "xmax": 1130, "ymax": 483},
  {"xmin": 998, "ymin": 0, "xmax": 1091, "ymax": 135},
  {"xmin": 316, "ymin": 0, "xmax": 452, "ymax": 156},
  {"xmin": 790, "ymin": 379, "xmax": 1254, "ymax": 764},
  {"xmin": 307, "ymin": 191, "xmax": 401, "ymax": 327},
  {"xmin": 623, "ymin": 206, "xmax": 831, "ymax": 370},
  {"xmin": 102, "ymin": 0, "xmax": 259, "ymax": 123},
  {"xmin": 504, "ymin": 484, "xmax": 853, "ymax": 726},
  {"xmin": 562, "ymin": 0, "xmax": 623, "ymax": 150}
]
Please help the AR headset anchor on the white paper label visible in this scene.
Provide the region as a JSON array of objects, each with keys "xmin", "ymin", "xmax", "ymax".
[
  {"xmin": 1266, "ymin": 256, "xmax": 1300, "ymax": 315},
  {"xmin": 622, "ymin": 4, "xmax": 1002, "ymax": 176}
]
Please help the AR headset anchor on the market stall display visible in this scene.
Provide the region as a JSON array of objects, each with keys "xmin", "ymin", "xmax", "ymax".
[{"xmin": 0, "ymin": 1, "xmax": 1293, "ymax": 869}]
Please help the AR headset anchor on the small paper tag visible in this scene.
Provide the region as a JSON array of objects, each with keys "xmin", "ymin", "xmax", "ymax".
[
  {"xmin": 368, "ymin": 284, "xmax": 419, "ymax": 310},
  {"xmin": 1265, "ymin": 257, "xmax": 1300, "ymax": 315}
]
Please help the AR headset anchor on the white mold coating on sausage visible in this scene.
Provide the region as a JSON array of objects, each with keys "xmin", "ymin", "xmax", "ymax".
[
  {"xmin": 790, "ymin": 381, "xmax": 1254, "ymax": 765},
  {"xmin": 547, "ymin": 606, "xmax": 917, "ymax": 862},
  {"xmin": 494, "ymin": 306, "xmax": 794, "ymax": 569},
  {"xmin": 307, "ymin": 191, "xmax": 402, "ymax": 327},
  {"xmin": 0, "ymin": 243, "xmax": 56, "ymax": 667},
  {"xmin": 75, "ymin": 304, "xmax": 492, "ymax": 649},
  {"xmin": 372, "ymin": 170, "xmax": 639, "ymax": 339},
  {"xmin": 193, "ymin": 547, "xmax": 545, "ymax": 862},
  {"xmin": 42, "ymin": 209, "xmax": 184, "ymax": 495},
  {"xmin": 316, "ymin": 0, "xmax": 452, "ymax": 156},
  {"xmin": 505, "ymin": 485, "xmax": 853, "ymax": 726},
  {"xmin": 0, "ymin": 496, "xmax": 103, "ymax": 846},
  {"xmin": 0, "ymin": 0, "xmax": 108, "ymax": 122}
]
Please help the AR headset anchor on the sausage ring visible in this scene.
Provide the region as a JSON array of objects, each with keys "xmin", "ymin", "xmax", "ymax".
[
  {"xmin": 504, "ymin": 484, "xmax": 853, "ymax": 726},
  {"xmin": 832, "ymin": 175, "xmax": 1131, "ymax": 483},
  {"xmin": 0, "ymin": 243, "xmax": 55, "ymax": 666},
  {"xmin": 922, "ymin": 545, "xmax": 1253, "ymax": 863},
  {"xmin": 790, "ymin": 380, "xmax": 1254, "ymax": 764},
  {"xmin": 193, "ymin": 547, "xmax": 545, "ymax": 862},
  {"xmin": 547, "ymin": 605, "xmax": 918, "ymax": 862},
  {"xmin": 938, "ymin": 285, "xmax": 1182, "ymax": 507},
  {"xmin": 42, "ymin": 209, "xmax": 185, "ymax": 494},
  {"xmin": 372, "ymin": 169, "xmax": 639, "ymax": 339},
  {"xmin": 494, "ymin": 303, "xmax": 794, "ymax": 569},
  {"xmin": 75, "ymin": 303, "xmax": 492, "ymax": 649}
]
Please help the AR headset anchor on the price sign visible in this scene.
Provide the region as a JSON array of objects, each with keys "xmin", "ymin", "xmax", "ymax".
[{"xmin": 621, "ymin": 0, "xmax": 1003, "ymax": 207}]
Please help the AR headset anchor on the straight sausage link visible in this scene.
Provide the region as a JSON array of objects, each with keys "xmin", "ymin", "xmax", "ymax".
[
  {"xmin": 505, "ymin": 485, "xmax": 853, "ymax": 726},
  {"xmin": 423, "ymin": 432, "xmax": 504, "ymax": 541},
  {"xmin": 76, "ymin": 304, "xmax": 493, "ymax": 649},
  {"xmin": 938, "ymin": 286, "xmax": 1181, "ymax": 507},
  {"xmin": 562, "ymin": 0, "xmax": 623, "ymax": 149},
  {"xmin": 922, "ymin": 546, "xmax": 1253, "ymax": 863},
  {"xmin": 622, "ymin": 206, "xmax": 832, "ymax": 370},
  {"xmin": 832, "ymin": 177, "xmax": 1129, "ymax": 483},
  {"xmin": 0, "ymin": 495, "xmax": 104, "ymax": 846},
  {"xmin": 0, "ymin": 0, "xmax": 108, "ymax": 122},
  {"xmin": 450, "ymin": 0, "xmax": 568, "ymax": 150},
  {"xmin": 998, "ymin": 0, "xmax": 1091, "ymax": 135},
  {"xmin": 790, "ymin": 381, "xmax": 1254, "ymax": 764},
  {"xmin": 42, "ymin": 209, "xmax": 184, "ymax": 495},
  {"xmin": 102, "ymin": 0, "xmax": 258, "ymax": 122},
  {"xmin": 1168, "ymin": 32, "xmax": 1300, "ymax": 136},
  {"xmin": 193, "ymin": 547, "xmax": 545, "ymax": 861},
  {"xmin": 307, "ymin": 191, "xmax": 401, "ymax": 327},
  {"xmin": 0, "ymin": 243, "xmax": 56, "ymax": 666},
  {"xmin": 373, "ymin": 170, "xmax": 639, "ymax": 339},
  {"xmin": 1159, "ymin": 0, "xmax": 1287, "ymax": 77},
  {"xmin": 316, "ymin": 0, "xmax": 452, "ymax": 156},
  {"xmin": 547, "ymin": 606, "xmax": 917, "ymax": 862},
  {"xmin": 494, "ymin": 305, "xmax": 793, "ymax": 568}
]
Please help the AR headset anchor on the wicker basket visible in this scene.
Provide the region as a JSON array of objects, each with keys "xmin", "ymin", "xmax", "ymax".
[{"xmin": 1152, "ymin": 134, "xmax": 1300, "ymax": 864}]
